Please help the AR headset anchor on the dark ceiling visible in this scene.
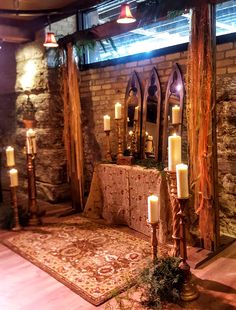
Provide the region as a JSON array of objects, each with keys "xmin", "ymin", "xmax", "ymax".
[
  {"xmin": 0, "ymin": 0, "xmax": 109, "ymax": 43},
  {"xmin": 0, "ymin": 0, "xmax": 227, "ymax": 44}
]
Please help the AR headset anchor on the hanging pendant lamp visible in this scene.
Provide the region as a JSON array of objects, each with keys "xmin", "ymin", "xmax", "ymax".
[
  {"xmin": 43, "ymin": 17, "xmax": 58, "ymax": 48},
  {"xmin": 43, "ymin": 31, "xmax": 58, "ymax": 48},
  {"xmin": 117, "ymin": 3, "xmax": 136, "ymax": 24}
]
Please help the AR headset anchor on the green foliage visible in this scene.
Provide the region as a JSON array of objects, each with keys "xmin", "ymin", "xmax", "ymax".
[
  {"xmin": 135, "ymin": 158, "xmax": 165, "ymax": 171},
  {"xmin": 140, "ymin": 257, "xmax": 184, "ymax": 309},
  {"xmin": 46, "ymin": 36, "xmax": 117, "ymax": 68}
]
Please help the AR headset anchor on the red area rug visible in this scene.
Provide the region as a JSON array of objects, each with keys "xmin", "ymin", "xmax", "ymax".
[{"xmin": 3, "ymin": 216, "xmax": 151, "ymax": 305}]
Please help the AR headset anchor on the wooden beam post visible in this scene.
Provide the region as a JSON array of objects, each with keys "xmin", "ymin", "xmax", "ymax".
[{"xmin": 187, "ymin": 3, "xmax": 220, "ymax": 251}]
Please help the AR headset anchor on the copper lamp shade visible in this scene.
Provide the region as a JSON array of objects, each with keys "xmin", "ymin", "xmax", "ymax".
[
  {"xmin": 117, "ymin": 3, "xmax": 136, "ymax": 24},
  {"xmin": 43, "ymin": 32, "xmax": 58, "ymax": 48}
]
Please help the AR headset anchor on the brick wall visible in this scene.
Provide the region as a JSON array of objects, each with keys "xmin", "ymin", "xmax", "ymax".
[{"xmin": 79, "ymin": 42, "xmax": 236, "ymax": 238}]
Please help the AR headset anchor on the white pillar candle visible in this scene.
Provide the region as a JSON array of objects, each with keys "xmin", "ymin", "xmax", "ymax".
[
  {"xmin": 9, "ymin": 168, "xmax": 18, "ymax": 187},
  {"xmin": 6, "ymin": 146, "xmax": 15, "ymax": 167},
  {"xmin": 115, "ymin": 102, "xmax": 122, "ymax": 120},
  {"xmin": 146, "ymin": 135, "xmax": 153, "ymax": 153},
  {"xmin": 168, "ymin": 133, "xmax": 181, "ymax": 171},
  {"xmin": 172, "ymin": 105, "xmax": 180, "ymax": 124},
  {"xmin": 176, "ymin": 164, "xmax": 189, "ymax": 198},
  {"xmin": 26, "ymin": 129, "xmax": 36, "ymax": 154},
  {"xmin": 103, "ymin": 115, "xmax": 110, "ymax": 131},
  {"xmin": 134, "ymin": 106, "xmax": 139, "ymax": 121},
  {"xmin": 148, "ymin": 195, "xmax": 159, "ymax": 223}
]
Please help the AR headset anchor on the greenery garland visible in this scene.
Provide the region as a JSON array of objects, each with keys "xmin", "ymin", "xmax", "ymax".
[{"xmin": 140, "ymin": 257, "xmax": 184, "ymax": 309}]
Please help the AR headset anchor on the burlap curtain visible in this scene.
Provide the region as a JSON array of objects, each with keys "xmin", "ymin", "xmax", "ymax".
[
  {"xmin": 187, "ymin": 4, "xmax": 219, "ymax": 250},
  {"xmin": 63, "ymin": 44, "xmax": 84, "ymax": 211}
]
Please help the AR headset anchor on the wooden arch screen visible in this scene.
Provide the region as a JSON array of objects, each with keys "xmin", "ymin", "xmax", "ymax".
[
  {"xmin": 143, "ymin": 67, "xmax": 161, "ymax": 160},
  {"xmin": 162, "ymin": 63, "xmax": 185, "ymax": 162},
  {"xmin": 124, "ymin": 71, "xmax": 143, "ymax": 157}
]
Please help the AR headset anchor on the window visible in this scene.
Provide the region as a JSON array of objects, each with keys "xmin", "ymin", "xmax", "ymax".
[{"xmin": 83, "ymin": 0, "xmax": 236, "ymax": 64}]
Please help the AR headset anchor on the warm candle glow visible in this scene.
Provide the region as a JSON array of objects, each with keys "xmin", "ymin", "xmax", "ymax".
[
  {"xmin": 115, "ymin": 102, "xmax": 122, "ymax": 120},
  {"xmin": 148, "ymin": 195, "xmax": 159, "ymax": 223},
  {"xmin": 26, "ymin": 129, "xmax": 36, "ymax": 154},
  {"xmin": 103, "ymin": 115, "xmax": 111, "ymax": 131},
  {"xmin": 6, "ymin": 146, "xmax": 15, "ymax": 167},
  {"xmin": 134, "ymin": 106, "xmax": 139, "ymax": 121},
  {"xmin": 9, "ymin": 168, "xmax": 18, "ymax": 187},
  {"xmin": 146, "ymin": 135, "xmax": 153, "ymax": 153},
  {"xmin": 172, "ymin": 105, "xmax": 180, "ymax": 124},
  {"xmin": 176, "ymin": 164, "xmax": 189, "ymax": 198},
  {"xmin": 168, "ymin": 134, "xmax": 181, "ymax": 171}
]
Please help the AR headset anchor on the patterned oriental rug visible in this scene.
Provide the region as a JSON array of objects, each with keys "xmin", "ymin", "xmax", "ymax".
[{"xmin": 3, "ymin": 216, "xmax": 151, "ymax": 306}]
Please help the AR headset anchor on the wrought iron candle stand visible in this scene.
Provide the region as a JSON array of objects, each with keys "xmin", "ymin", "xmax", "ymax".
[
  {"xmin": 116, "ymin": 119, "xmax": 123, "ymax": 159},
  {"xmin": 11, "ymin": 185, "xmax": 21, "ymax": 231},
  {"xmin": 178, "ymin": 198, "xmax": 199, "ymax": 301},
  {"xmin": 27, "ymin": 138, "xmax": 40, "ymax": 226},
  {"xmin": 147, "ymin": 221, "xmax": 159, "ymax": 261},
  {"xmin": 165, "ymin": 168, "xmax": 180, "ymax": 257},
  {"xmin": 104, "ymin": 130, "xmax": 112, "ymax": 162}
]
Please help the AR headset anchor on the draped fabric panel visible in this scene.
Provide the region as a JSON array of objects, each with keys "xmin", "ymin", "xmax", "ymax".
[
  {"xmin": 63, "ymin": 44, "xmax": 84, "ymax": 211},
  {"xmin": 187, "ymin": 4, "xmax": 219, "ymax": 250}
]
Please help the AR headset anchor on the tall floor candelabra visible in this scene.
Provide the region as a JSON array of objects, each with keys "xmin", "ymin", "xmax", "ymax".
[
  {"xmin": 104, "ymin": 130, "xmax": 112, "ymax": 161},
  {"xmin": 148, "ymin": 221, "xmax": 159, "ymax": 261},
  {"xmin": 178, "ymin": 198, "xmax": 199, "ymax": 301},
  {"xmin": 165, "ymin": 168, "xmax": 180, "ymax": 257},
  {"xmin": 26, "ymin": 134, "xmax": 40, "ymax": 226},
  {"xmin": 11, "ymin": 185, "xmax": 21, "ymax": 231}
]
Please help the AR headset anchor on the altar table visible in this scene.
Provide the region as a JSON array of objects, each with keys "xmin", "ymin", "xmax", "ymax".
[{"xmin": 83, "ymin": 164, "xmax": 171, "ymax": 243}]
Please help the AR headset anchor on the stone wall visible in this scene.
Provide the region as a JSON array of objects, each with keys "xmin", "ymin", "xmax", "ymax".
[
  {"xmin": 0, "ymin": 41, "xmax": 69, "ymax": 202},
  {"xmin": 0, "ymin": 16, "xmax": 77, "ymax": 203},
  {"xmin": 15, "ymin": 42, "xmax": 69, "ymax": 202},
  {"xmin": 79, "ymin": 42, "xmax": 236, "ymax": 237}
]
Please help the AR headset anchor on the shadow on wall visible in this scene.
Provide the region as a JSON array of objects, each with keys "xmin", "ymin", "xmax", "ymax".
[
  {"xmin": 0, "ymin": 43, "xmax": 17, "ymax": 145},
  {"xmin": 0, "ymin": 43, "xmax": 17, "ymax": 190}
]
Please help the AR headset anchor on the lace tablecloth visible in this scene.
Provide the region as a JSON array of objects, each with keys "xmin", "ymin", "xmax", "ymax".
[{"xmin": 83, "ymin": 164, "xmax": 171, "ymax": 243}]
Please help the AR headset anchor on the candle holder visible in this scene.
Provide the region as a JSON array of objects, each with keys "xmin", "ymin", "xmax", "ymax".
[
  {"xmin": 10, "ymin": 186, "xmax": 21, "ymax": 231},
  {"xmin": 178, "ymin": 197, "xmax": 199, "ymax": 301},
  {"xmin": 26, "ymin": 138, "xmax": 40, "ymax": 226},
  {"xmin": 165, "ymin": 168, "xmax": 180, "ymax": 257},
  {"xmin": 104, "ymin": 130, "xmax": 112, "ymax": 162},
  {"xmin": 116, "ymin": 119, "xmax": 123, "ymax": 159},
  {"xmin": 171, "ymin": 122, "xmax": 181, "ymax": 134},
  {"xmin": 147, "ymin": 221, "xmax": 159, "ymax": 261},
  {"xmin": 132, "ymin": 120, "xmax": 138, "ymax": 155},
  {"xmin": 130, "ymin": 130, "xmax": 136, "ymax": 156}
]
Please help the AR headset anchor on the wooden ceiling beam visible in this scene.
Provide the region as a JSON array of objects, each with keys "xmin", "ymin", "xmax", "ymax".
[
  {"xmin": 0, "ymin": 0, "xmax": 105, "ymax": 16},
  {"xmin": 0, "ymin": 24, "xmax": 33, "ymax": 43}
]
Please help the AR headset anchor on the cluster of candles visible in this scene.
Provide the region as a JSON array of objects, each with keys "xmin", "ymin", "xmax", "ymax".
[
  {"xmin": 147, "ymin": 104, "xmax": 188, "ymax": 224},
  {"xmin": 103, "ymin": 102, "xmax": 141, "ymax": 131},
  {"xmin": 103, "ymin": 102, "xmax": 122, "ymax": 131},
  {"xmin": 6, "ymin": 146, "xmax": 18, "ymax": 187},
  {"xmin": 5, "ymin": 129, "xmax": 37, "ymax": 187}
]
